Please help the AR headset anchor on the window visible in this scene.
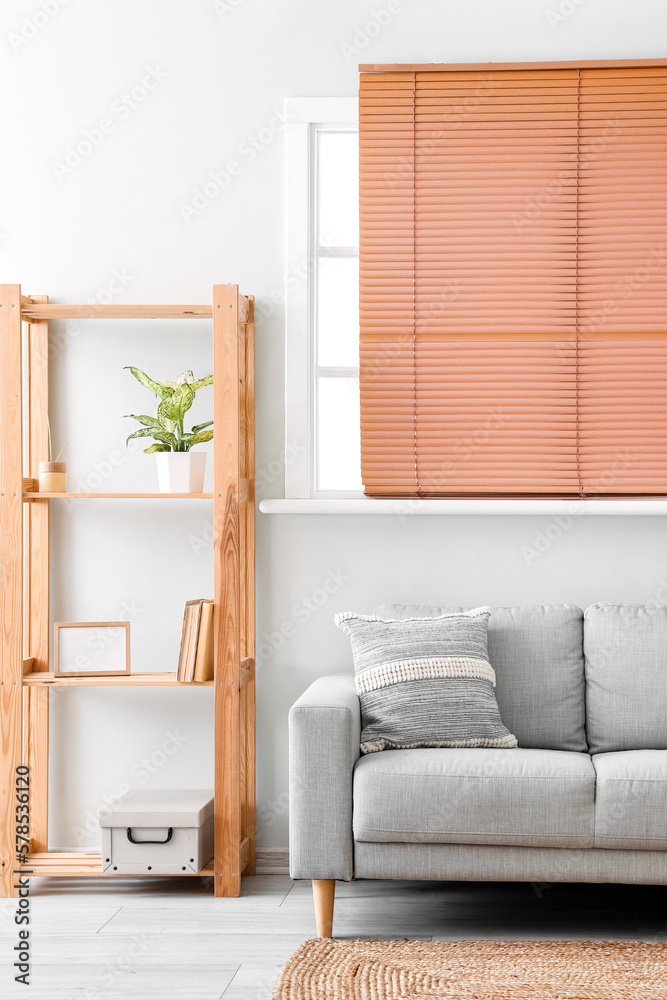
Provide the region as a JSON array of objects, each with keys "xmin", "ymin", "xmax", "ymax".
[
  {"xmin": 284, "ymin": 65, "xmax": 667, "ymax": 504},
  {"xmin": 285, "ymin": 98, "xmax": 361, "ymax": 498}
]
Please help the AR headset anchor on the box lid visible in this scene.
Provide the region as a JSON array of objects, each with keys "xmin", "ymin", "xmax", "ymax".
[{"xmin": 98, "ymin": 789, "xmax": 214, "ymax": 828}]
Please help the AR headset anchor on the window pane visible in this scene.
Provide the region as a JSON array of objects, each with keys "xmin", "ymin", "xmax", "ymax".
[
  {"xmin": 318, "ymin": 131, "xmax": 359, "ymax": 247},
  {"xmin": 316, "ymin": 257, "xmax": 359, "ymax": 368},
  {"xmin": 316, "ymin": 377, "xmax": 362, "ymax": 492}
]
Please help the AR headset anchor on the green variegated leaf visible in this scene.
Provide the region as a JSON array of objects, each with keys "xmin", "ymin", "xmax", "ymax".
[
  {"xmin": 124, "ymin": 367, "xmax": 174, "ymax": 399},
  {"xmin": 151, "ymin": 430, "xmax": 178, "ymax": 447},
  {"xmin": 191, "ymin": 420, "xmax": 214, "ymax": 434},
  {"xmin": 158, "ymin": 383, "xmax": 194, "ymax": 425},
  {"xmin": 190, "ymin": 374, "xmax": 213, "ymax": 391},
  {"xmin": 126, "ymin": 427, "xmax": 156, "ymax": 443},
  {"xmin": 144, "ymin": 443, "xmax": 171, "ymax": 453},
  {"xmin": 188, "ymin": 430, "xmax": 214, "ymax": 447},
  {"xmin": 123, "ymin": 414, "xmax": 161, "ymax": 428},
  {"xmin": 157, "ymin": 397, "xmax": 181, "ymax": 425},
  {"xmin": 177, "ymin": 382, "xmax": 195, "ymax": 417},
  {"xmin": 126, "ymin": 428, "xmax": 177, "ymax": 448}
]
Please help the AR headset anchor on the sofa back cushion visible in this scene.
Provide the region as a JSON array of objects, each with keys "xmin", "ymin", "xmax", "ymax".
[
  {"xmin": 374, "ymin": 604, "xmax": 586, "ymax": 752},
  {"xmin": 584, "ymin": 603, "xmax": 667, "ymax": 754}
]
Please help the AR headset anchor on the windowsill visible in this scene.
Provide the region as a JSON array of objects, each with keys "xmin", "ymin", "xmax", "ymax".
[{"xmin": 259, "ymin": 498, "xmax": 667, "ymax": 515}]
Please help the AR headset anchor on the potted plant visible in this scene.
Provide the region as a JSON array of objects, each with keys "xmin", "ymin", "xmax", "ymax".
[{"xmin": 123, "ymin": 367, "xmax": 213, "ymax": 493}]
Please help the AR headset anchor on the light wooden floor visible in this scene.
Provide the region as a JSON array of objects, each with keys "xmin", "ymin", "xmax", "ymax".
[{"xmin": 1, "ymin": 875, "xmax": 666, "ymax": 999}]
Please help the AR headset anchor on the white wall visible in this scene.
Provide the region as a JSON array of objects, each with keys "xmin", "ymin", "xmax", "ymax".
[{"xmin": 2, "ymin": 0, "xmax": 667, "ymax": 855}]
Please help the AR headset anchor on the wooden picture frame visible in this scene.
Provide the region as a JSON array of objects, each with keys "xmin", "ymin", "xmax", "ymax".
[{"xmin": 54, "ymin": 622, "xmax": 131, "ymax": 678}]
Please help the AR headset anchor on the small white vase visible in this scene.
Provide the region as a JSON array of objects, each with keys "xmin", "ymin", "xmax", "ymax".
[{"xmin": 155, "ymin": 452, "xmax": 207, "ymax": 493}]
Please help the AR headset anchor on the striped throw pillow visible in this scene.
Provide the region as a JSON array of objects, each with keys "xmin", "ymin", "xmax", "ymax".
[{"xmin": 334, "ymin": 607, "xmax": 518, "ymax": 754}]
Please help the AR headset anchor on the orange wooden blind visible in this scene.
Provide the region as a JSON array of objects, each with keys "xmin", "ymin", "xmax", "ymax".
[{"xmin": 359, "ymin": 63, "xmax": 667, "ymax": 497}]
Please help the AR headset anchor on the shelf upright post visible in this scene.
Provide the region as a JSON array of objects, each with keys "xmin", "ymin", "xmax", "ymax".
[
  {"xmin": 0, "ymin": 285, "xmax": 24, "ymax": 898},
  {"xmin": 213, "ymin": 284, "xmax": 243, "ymax": 897},
  {"xmin": 239, "ymin": 296, "xmax": 256, "ymax": 876},
  {"xmin": 23, "ymin": 296, "xmax": 50, "ymax": 852}
]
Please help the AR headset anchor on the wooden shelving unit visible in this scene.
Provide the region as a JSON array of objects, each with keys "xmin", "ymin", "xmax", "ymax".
[{"xmin": 0, "ymin": 284, "xmax": 255, "ymax": 898}]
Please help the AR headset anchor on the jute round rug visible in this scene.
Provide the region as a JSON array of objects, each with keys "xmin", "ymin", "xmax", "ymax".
[{"xmin": 274, "ymin": 939, "xmax": 667, "ymax": 999}]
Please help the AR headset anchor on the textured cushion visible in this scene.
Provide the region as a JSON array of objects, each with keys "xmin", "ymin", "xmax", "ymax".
[
  {"xmin": 376, "ymin": 604, "xmax": 586, "ymax": 752},
  {"xmin": 334, "ymin": 608, "xmax": 517, "ymax": 754},
  {"xmin": 353, "ymin": 747, "xmax": 596, "ymax": 848},
  {"xmin": 585, "ymin": 604, "xmax": 667, "ymax": 754},
  {"xmin": 593, "ymin": 751, "xmax": 667, "ymax": 850}
]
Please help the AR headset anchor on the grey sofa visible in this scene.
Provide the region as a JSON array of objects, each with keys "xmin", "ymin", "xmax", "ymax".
[{"xmin": 289, "ymin": 603, "xmax": 667, "ymax": 937}]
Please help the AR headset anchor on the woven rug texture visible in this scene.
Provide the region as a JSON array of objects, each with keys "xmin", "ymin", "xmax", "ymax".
[{"xmin": 274, "ymin": 938, "xmax": 667, "ymax": 999}]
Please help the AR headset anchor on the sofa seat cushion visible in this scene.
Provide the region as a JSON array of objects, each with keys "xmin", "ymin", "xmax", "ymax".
[
  {"xmin": 593, "ymin": 751, "xmax": 667, "ymax": 850},
  {"xmin": 375, "ymin": 605, "xmax": 586, "ymax": 752},
  {"xmin": 353, "ymin": 747, "xmax": 595, "ymax": 848}
]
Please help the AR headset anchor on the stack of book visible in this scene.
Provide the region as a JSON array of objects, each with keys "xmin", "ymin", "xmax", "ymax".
[{"xmin": 177, "ymin": 599, "xmax": 214, "ymax": 682}]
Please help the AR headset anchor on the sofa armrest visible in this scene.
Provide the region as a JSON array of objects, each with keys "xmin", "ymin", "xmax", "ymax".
[{"xmin": 289, "ymin": 674, "xmax": 360, "ymax": 881}]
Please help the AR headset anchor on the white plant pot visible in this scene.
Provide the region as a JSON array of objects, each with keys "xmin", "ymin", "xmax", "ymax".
[{"xmin": 155, "ymin": 452, "xmax": 207, "ymax": 494}]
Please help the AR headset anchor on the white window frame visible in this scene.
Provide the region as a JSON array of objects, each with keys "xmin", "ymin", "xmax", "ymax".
[
  {"xmin": 269, "ymin": 105, "xmax": 666, "ymax": 515},
  {"xmin": 284, "ymin": 97, "xmax": 360, "ymax": 499}
]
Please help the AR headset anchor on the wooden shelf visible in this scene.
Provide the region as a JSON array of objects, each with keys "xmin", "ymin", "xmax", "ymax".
[
  {"xmin": 23, "ymin": 672, "xmax": 214, "ymax": 687},
  {"xmin": 23, "ymin": 492, "xmax": 214, "ymax": 500},
  {"xmin": 22, "ymin": 852, "xmax": 215, "ymax": 877},
  {"xmin": 20, "ymin": 303, "xmax": 215, "ymax": 320},
  {"xmin": 1, "ymin": 283, "xmax": 256, "ymax": 899},
  {"xmin": 19, "ymin": 296, "xmax": 250, "ymax": 323}
]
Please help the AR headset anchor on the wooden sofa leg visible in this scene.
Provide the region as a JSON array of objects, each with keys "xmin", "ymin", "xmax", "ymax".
[{"xmin": 313, "ymin": 879, "xmax": 335, "ymax": 938}]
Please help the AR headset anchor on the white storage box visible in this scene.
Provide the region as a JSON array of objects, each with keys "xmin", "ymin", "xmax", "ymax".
[{"xmin": 98, "ymin": 789, "xmax": 214, "ymax": 874}]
